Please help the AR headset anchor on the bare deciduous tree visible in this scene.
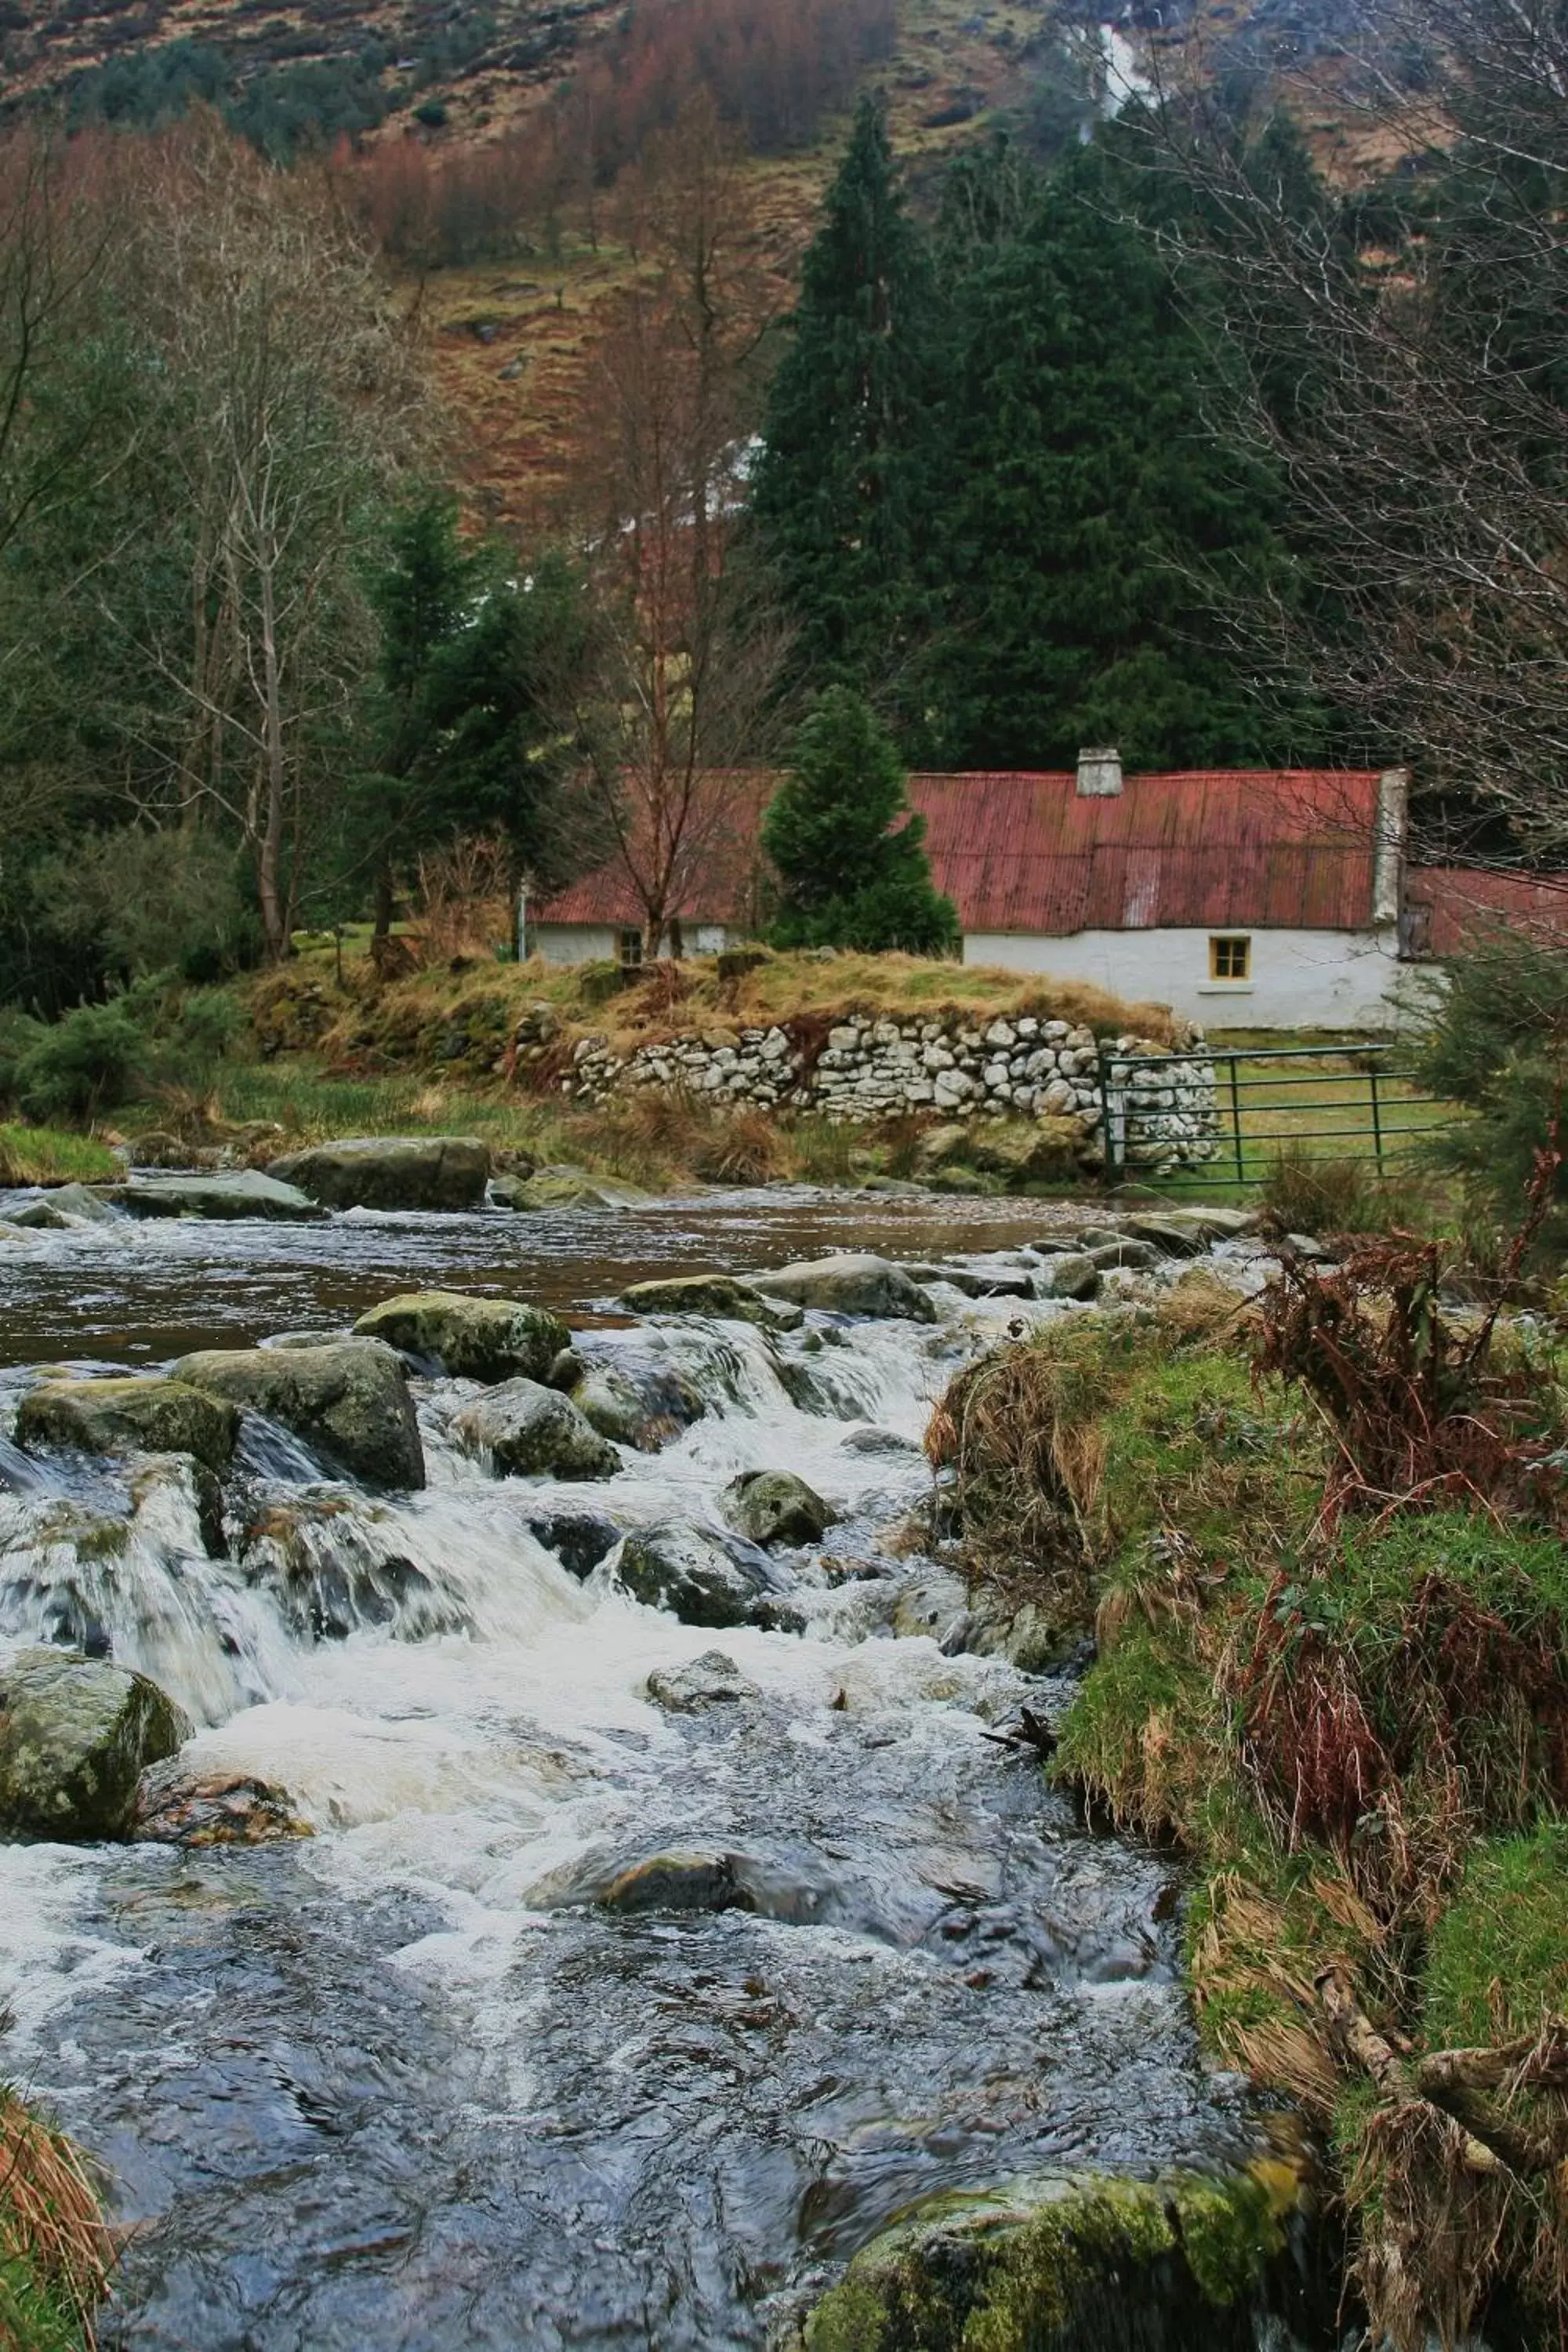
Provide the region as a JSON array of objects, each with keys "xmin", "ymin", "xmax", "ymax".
[{"xmin": 1139, "ymin": 0, "xmax": 1568, "ymax": 851}]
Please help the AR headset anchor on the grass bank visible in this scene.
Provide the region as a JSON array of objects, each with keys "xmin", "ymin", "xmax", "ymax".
[
  {"xmin": 930, "ymin": 1246, "xmax": 1568, "ymax": 2347},
  {"xmin": 0, "ymin": 2086, "xmax": 107, "ymax": 2350}
]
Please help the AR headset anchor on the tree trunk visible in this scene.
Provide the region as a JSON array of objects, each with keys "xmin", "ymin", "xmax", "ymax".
[{"xmin": 256, "ymin": 548, "xmax": 288, "ymax": 963}]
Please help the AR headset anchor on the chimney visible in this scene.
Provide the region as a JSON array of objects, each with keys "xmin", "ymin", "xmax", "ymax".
[{"xmin": 1076, "ymin": 746, "xmax": 1123, "ymax": 797}]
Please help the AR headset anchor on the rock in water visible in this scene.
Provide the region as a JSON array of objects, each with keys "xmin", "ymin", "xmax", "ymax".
[
  {"xmin": 455, "ymin": 1380, "xmax": 621, "ymax": 1480},
  {"xmin": 266, "ymin": 1136, "xmax": 491, "ymax": 1212},
  {"xmin": 720, "ymin": 1469, "xmax": 835, "ymax": 1548},
  {"xmin": 524, "ymin": 1512, "xmax": 623, "ymax": 1580},
  {"xmin": 597, "ymin": 1850, "xmax": 752, "ymax": 1915},
  {"xmin": 15, "ymin": 1376, "xmax": 238, "ymax": 1473},
  {"xmin": 645, "ymin": 1652, "xmax": 756, "ymax": 1711},
  {"xmin": 612, "ymin": 1521, "xmax": 804, "ymax": 1632},
  {"xmin": 132, "ymin": 1759, "xmax": 311, "ymax": 1847},
  {"xmin": 568, "ymin": 1355, "xmax": 706, "ymax": 1451},
  {"xmin": 750, "ymin": 1253, "xmax": 938, "ymax": 1323},
  {"xmin": 0, "ymin": 1648, "xmax": 189, "ymax": 1840},
  {"xmin": 90, "ymin": 1171, "xmax": 323, "ymax": 1221},
  {"xmin": 619, "ymin": 1274, "xmax": 802, "ymax": 1332},
  {"xmin": 1031, "ymin": 1252, "xmax": 1102, "ymax": 1302},
  {"xmin": 496, "ymin": 1166, "xmax": 651, "ymax": 1211},
  {"xmin": 172, "ymin": 1341, "xmax": 425, "ymax": 1490},
  {"xmin": 352, "ymin": 1291, "xmax": 568, "ymax": 1384}
]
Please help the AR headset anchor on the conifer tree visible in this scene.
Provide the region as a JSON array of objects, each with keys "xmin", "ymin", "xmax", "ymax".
[
  {"xmin": 918, "ymin": 140, "xmax": 1296, "ymax": 771},
  {"xmin": 749, "ymin": 98, "xmax": 931, "ymax": 696},
  {"xmin": 764, "ymin": 687, "xmax": 957, "ymax": 953}
]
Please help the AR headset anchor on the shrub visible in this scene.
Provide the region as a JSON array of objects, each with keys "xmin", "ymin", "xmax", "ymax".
[
  {"xmin": 1411, "ymin": 927, "xmax": 1568, "ymax": 1243},
  {"xmin": 13, "ymin": 998, "xmax": 147, "ymax": 1120},
  {"xmin": 28, "ymin": 826, "xmax": 259, "ymax": 989},
  {"xmin": 1259, "ymin": 1145, "xmax": 1428, "ymax": 1238}
]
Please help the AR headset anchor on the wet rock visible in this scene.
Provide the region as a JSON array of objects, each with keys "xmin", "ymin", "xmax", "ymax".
[
  {"xmin": 525, "ymin": 1511, "xmax": 622, "ymax": 1579},
  {"xmin": 750, "ymin": 1253, "xmax": 938, "ymax": 1323},
  {"xmin": 5, "ymin": 1196, "xmax": 71, "ymax": 1229},
  {"xmin": 352, "ymin": 1290, "xmax": 568, "ymax": 1384},
  {"xmin": 619, "ymin": 1273, "xmax": 803, "ymax": 1332},
  {"xmin": 0, "ymin": 1647, "xmax": 189, "ymax": 1840},
  {"xmin": 612, "ymin": 1521, "xmax": 804, "ymax": 1632},
  {"xmin": 1083, "ymin": 1237, "xmax": 1159, "ymax": 1272},
  {"xmin": 899, "ymin": 1262, "xmax": 1034, "ymax": 1300},
  {"xmin": 454, "ymin": 1379, "xmax": 620, "ymax": 1480},
  {"xmin": 597, "ymin": 1849, "xmax": 753, "ymax": 1915},
  {"xmin": 24, "ymin": 1182, "xmax": 118, "ymax": 1225},
  {"xmin": 266, "ymin": 1134, "xmax": 490, "ymax": 1211},
  {"xmin": 16, "ymin": 1376, "xmax": 238, "ymax": 1474},
  {"xmin": 1031, "ymin": 1251, "xmax": 1102, "ymax": 1302},
  {"xmin": 645, "ymin": 1651, "xmax": 756, "ymax": 1711},
  {"xmin": 92, "ymin": 1170, "xmax": 323, "ymax": 1221},
  {"xmin": 499, "ymin": 1165, "xmax": 652, "ymax": 1211},
  {"xmin": 132, "ymin": 1759, "xmax": 311, "ymax": 1847},
  {"xmin": 173, "ymin": 1340, "xmax": 424, "ymax": 1490},
  {"xmin": 720, "ymin": 1469, "xmax": 834, "ymax": 1548},
  {"xmin": 129, "ymin": 1451, "xmax": 227, "ymax": 1559},
  {"xmin": 239, "ymin": 1495, "xmax": 466, "ymax": 1641},
  {"xmin": 797, "ymin": 2161, "xmax": 1306, "ymax": 2352},
  {"xmin": 1122, "ymin": 1210, "xmax": 1241, "ymax": 1257},
  {"xmin": 967, "ymin": 1595, "xmax": 1068, "ymax": 1674},
  {"xmin": 842, "ymin": 1425, "xmax": 920, "ymax": 1457},
  {"xmin": 569, "ymin": 1354, "xmax": 706, "ymax": 1451},
  {"xmin": 891, "ymin": 1567, "xmax": 974, "ymax": 1651}
]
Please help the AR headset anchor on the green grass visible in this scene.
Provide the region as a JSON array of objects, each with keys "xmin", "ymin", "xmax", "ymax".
[
  {"xmin": 0, "ymin": 1124, "xmax": 120, "ymax": 1186},
  {"xmin": 1423, "ymin": 1824, "xmax": 1568, "ymax": 2046}
]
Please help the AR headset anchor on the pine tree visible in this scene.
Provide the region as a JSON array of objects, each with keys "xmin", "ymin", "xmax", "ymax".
[
  {"xmin": 748, "ymin": 97, "xmax": 931, "ymax": 698},
  {"xmin": 917, "ymin": 140, "xmax": 1300, "ymax": 771},
  {"xmin": 764, "ymin": 687, "xmax": 958, "ymax": 953}
]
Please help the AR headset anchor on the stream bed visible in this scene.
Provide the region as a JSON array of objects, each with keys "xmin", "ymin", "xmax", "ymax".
[{"xmin": 0, "ymin": 1189, "xmax": 1277, "ymax": 2349}]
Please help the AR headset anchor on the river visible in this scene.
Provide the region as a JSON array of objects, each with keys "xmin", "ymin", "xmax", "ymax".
[{"xmin": 0, "ymin": 1189, "xmax": 1270, "ymax": 2349}]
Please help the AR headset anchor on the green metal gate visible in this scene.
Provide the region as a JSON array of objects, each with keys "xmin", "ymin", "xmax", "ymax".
[{"xmin": 1098, "ymin": 1042, "xmax": 1446, "ymax": 1189}]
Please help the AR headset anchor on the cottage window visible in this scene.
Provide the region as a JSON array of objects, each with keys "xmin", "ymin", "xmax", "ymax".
[
  {"xmin": 1209, "ymin": 935, "xmax": 1251, "ymax": 981},
  {"xmin": 618, "ymin": 927, "xmax": 644, "ymax": 968}
]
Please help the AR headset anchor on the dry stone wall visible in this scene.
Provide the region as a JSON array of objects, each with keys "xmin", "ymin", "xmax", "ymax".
[{"xmin": 517, "ymin": 1003, "xmax": 1221, "ymax": 1172}]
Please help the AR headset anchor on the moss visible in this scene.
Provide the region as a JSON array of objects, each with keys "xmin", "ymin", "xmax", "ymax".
[
  {"xmin": 1422, "ymin": 1823, "xmax": 1568, "ymax": 2047},
  {"xmin": 71, "ymin": 1519, "xmax": 130, "ymax": 1563},
  {"xmin": 804, "ymin": 2168, "xmax": 1294, "ymax": 2352},
  {"xmin": 1051, "ymin": 1628, "xmax": 1225, "ymax": 1842}
]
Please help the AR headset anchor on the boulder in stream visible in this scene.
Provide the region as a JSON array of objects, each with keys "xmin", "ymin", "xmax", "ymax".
[
  {"xmin": 597, "ymin": 1849, "xmax": 753, "ymax": 1915},
  {"xmin": 1030, "ymin": 1251, "xmax": 1102, "ymax": 1302},
  {"xmin": 0, "ymin": 1647, "xmax": 190, "ymax": 1840},
  {"xmin": 720, "ymin": 1469, "xmax": 835, "ymax": 1548},
  {"xmin": 7, "ymin": 1183, "xmax": 119, "ymax": 1227},
  {"xmin": 266, "ymin": 1135, "xmax": 491, "ymax": 1211},
  {"xmin": 619, "ymin": 1274, "xmax": 802, "ymax": 1333},
  {"xmin": 496, "ymin": 1165, "xmax": 652, "ymax": 1211},
  {"xmin": 568, "ymin": 1354, "xmax": 706, "ymax": 1452},
  {"xmin": 612, "ymin": 1521, "xmax": 804, "ymax": 1632},
  {"xmin": 525, "ymin": 1512, "xmax": 624, "ymax": 1580},
  {"xmin": 16, "ymin": 1375, "xmax": 239, "ymax": 1474},
  {"xmin": 454, "ymin": 1379, "xmax": 621, "ymax": 1481},
  {"xmin": 173, "ymin": 1339, "xmax": 425, "ymax": 1490},
  {"xmin": 750, "ymin": 1253, "xmax": 938, "ymax": 1323},
  {"xmin": 645, "ymin": 1651, "xmax": 757, "ymax": 1711},
  {"xmin": 91, "ymin": 1170, "xmax": 323, "ymax": 1221},
  {"xmin": 240, "ymin": 1494, "xmax": 468, "ymax": 1641},
  {"xmin": 352, "ymin": 1291, "xmax": 568, "ymax": 1385},
  {"xmin": 797, "ymin": 2161, "xmax": 1307, "ymax": 2352},
  {"xmin": 132, "ymin": 1759, "xmax": 312, "ymax": 1847}
]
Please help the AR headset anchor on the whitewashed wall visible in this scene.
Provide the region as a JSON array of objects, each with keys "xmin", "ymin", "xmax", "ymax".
[{"xmin": 962, "ymin": 926, "xmax": 1405, "ymax": 1030}]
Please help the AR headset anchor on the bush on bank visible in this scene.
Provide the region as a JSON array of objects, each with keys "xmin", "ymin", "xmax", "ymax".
[
  {"xmin": 930, "ymin": 1250, "xmax": 1568, "ymax": 2348},
  {"xmin": 0, "ymin": 2087, "xmax": 107, "ymax": 2350}
]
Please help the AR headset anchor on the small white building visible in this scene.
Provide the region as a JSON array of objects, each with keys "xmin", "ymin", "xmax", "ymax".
[{"xmin": 907, "ymin": 753, "xmax": 1411, "ymax": 1030}]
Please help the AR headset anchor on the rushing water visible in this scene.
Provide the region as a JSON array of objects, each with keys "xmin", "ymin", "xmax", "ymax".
[{"xmin": 0, "ymin": 1189, "xmax": 1268, "ymax": 2350}]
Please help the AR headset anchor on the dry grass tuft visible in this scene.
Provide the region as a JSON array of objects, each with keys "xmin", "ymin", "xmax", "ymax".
[{"xmin": 0, "ymin": 2086, "xmax": 111, "ymax": 2346}]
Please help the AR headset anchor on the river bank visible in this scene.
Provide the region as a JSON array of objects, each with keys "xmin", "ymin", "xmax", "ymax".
[{"xmin": 0, "ymin": 1184, "xmax": 1340, "ymax": 2350}]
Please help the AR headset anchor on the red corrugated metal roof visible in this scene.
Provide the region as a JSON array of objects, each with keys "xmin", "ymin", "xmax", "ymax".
[
  {"xmin": 535, "ymin": 775, "xmax": 770, "ymax": 929},
  {"xmin": 534, "ymin": 766, "xmax": 1388, "ymax": 935},
  {"xmin": 1403, "ymin": 866, "xmax": 1568, "ymax": 956},
  {"xmin": 906, "ymin": 770, "xmax": 1385, "ymax": 933}
]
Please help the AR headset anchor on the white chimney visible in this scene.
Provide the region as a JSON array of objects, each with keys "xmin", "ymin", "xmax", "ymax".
[{"xmin": 1076, "ymin": 746, "xmax": 1123, "ymax": 797}]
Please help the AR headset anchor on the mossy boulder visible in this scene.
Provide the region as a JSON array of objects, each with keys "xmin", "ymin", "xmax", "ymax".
[
  {"xmin": 800, "ymin": 2163, "xmax": 1301, "ymax": 2352},
  {"xmin": 266, "ymin": 1135, "xmax": 491, "ymax": 1211},
  {"xmin": 569, "ymin": 1355, "xmax": 707, "ymax": 1451},
  {"xmin": 0, "ymin": 1648, "xmax": 190, "ymax": 1840},
  {"xmin": 454, "ymin": 1379, "xmax": 621, "ymax": 1480},
  {"xmin": 132, "ymin": 1759, "xmax": 311, "ymax": 1848},
  {"xmin": 351, "ymin": 1290, "xmax": 568, "ymax": 1384},
  {"xmin": 720, "ymin": 1469, "xmax": 835, "ymax": 1548},
  {"xmin": 751, "ymin": 1253, "xmax": 938, "ymax": 1324},
  {"xmin": 619, "ymin": 1273, "xmax": 803, "ymax": 1332},
  {"xmin": 500, "ymin": 1167, "xmax": 652, "ymax": 1211},
  {"xmin": 15, "ymin": 1376, "xmax": 238, "ymax": 1473},
  {"xmin": 173, "ymin": 1340, "xmax": 424, "ymax": 1490},
  {"xmin": 93, "ymin": 1170, "xmax": 323, "ymax": 1221}
]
